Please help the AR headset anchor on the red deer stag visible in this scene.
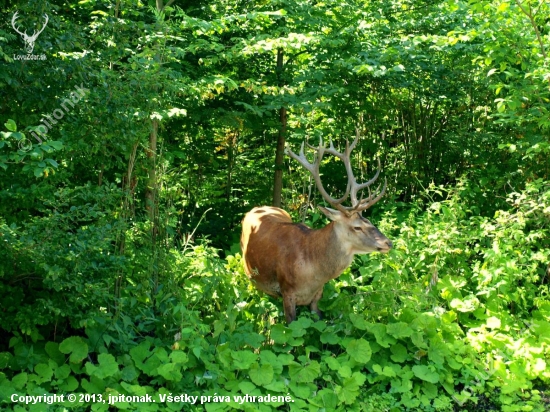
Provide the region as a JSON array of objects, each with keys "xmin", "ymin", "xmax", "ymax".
[{"xmin": 241, "ymin": 129, "xmax": 392, "ymax": 323}]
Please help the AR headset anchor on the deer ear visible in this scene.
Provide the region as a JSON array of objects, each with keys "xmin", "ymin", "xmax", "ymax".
[{"xmin": 318, "ymin": 206, "xmax": 346, "ymax": 221}]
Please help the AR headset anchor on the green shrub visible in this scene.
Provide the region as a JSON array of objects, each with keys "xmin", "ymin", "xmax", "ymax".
[{"xmin": 1, "ymin": 180, "xmax": 548, "ymax": 411}]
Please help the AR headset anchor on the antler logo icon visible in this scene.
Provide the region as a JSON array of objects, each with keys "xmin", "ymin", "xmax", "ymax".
[{"xmin": 11, "ymin": 12, "xmax": 49, "ymax": 54}]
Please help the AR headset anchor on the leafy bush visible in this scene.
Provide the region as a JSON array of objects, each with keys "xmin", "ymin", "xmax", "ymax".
[
  {"xmin": 0, "ymin": 183, "xmax": 126, "ymax": 338},
  {"xmin": 1, "ymin": 180, "xmax": 549, "ymax": 411}
]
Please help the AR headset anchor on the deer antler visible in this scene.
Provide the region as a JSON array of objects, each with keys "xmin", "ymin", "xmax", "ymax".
[
  {"xmin": 285, "ymin": 138, "xmax": 351, "ymax": 214},
  {"xmin": 11, "ymin": 12, "xmax": 26, "ymax": 37},
  {"xmin": 285, "ymin": 128, "xmax": 386, "ymax": 215},
  {"xmin": 33, "ymin": 14, "xmax": 49, "ymax": 39}
]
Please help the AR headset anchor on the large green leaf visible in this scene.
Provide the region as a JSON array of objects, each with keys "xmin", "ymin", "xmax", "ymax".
[
  {"xmin": 346, "ymin": 338, "xmax": 372, "ymax": 364},
  {"xmin": 288, "ymin": 361, "xmax": 320, "ymax": 383},
  {"xmin": 412, "ymin": 365, "xmax": 440, "ymax": 384},
  {"xmin": 249, "ymin": 363, "xmax": 274, "ymax": 386},
  {"xmin": 59, "ymin": 337, "xmax": 88, "ymax": 364}
]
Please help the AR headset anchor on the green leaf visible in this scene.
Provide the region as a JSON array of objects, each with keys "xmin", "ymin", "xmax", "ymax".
[
  {"xmin": 48, "ymin": 140, "xmax": 63, "ymax": 150},
  {"xmin": 121, "ymin": 365, "xmax": 138, "ymax": 382},
  {"xmin": 58, "ymin": 375, "xmax": 78, "ymax": 391},
  {"xmin": 5, "ymin": 119, "xmax": 16, "ymax": 132},
  {"xmin": 45, "ymin": 158, "xmax": 59, "ymax": 168},
  {"xmin": 401, "ymin": 392, "xmax": 421, "ymax": 408},
  {"xmin": 386, "ymin": 322, "xmax": 413, "ymax": 339},
  {"xmin": 369, "ymin": 324, "xmax": 396, "ymax": 347},
  {"xmin": 59, "ymin": 336, "xmax": 88, "ymax": 364},
  {"xmin": 270, "ymin": 324, "xmax": 291, "ymax": 344},
  {"xmin": 450, "ymin": 296, "xmax": 479, "ymax": 312},
  {"xmin": 324, "ymin": 356, "xmax": 340, "ymax": 371},
  {"xmin": 120, "ymin": 382, "xmax": 148, "ymax": 396},
  {"xmin": 264, "ymin": 380, "xmax": 286, "ymax": 393},
  {"xmin": 12, "ymin": 372, "xmax": 28, "ymax": 390},
  {"xmin": 412, "ymin": 365, "xmax": 439, "ymax": 383},
  {"xmin": 289, "ymin": 317, "xmax": 312, "ymax": 337},
  {"xmin": 338, "ymin": 364, "xmax": 352, "ymax": 378},
  {"xmin": 277, "ymin": 353, "xmax": 294, "ymax": 365},
  {"xmin": 141, "ymin": 348, "xmax": 167, "ymax": 375},
  {"xmin": 411, "ymin": 331, "xmax": 428, "ymax": 348},
  {"xmin": 81, "ymin": 376, "xmax": 106, "ymax": 393},
  {"xmin": 259, "ymin": 350, "xmax": 282, "ymax": 374},
  {"xmin": 130, "ymin": 340, "xmax": 153, "ymax": 371},
  {"xmin": 169, "ymin": 351, "xmax": 188, "ymax": 365},
  {"xmin": 336, "ymin": 372, "xmax": 366, "ymax": 404},
  {"xmin": 313, "ymin": 389, "xmax": 339, "ymax": 409},
  {"xmin": 157, "ymin": 362, "xmax": 182, "ymax": 381},
  {"xmin": 249, "ymin": 363, "xmax": 274, "ymax": 386},
  {"xmin": 217, "ymin": 343, "xmax": 232, "ymax": 369},
  {"xmin": 288, "ymin": 361, "xmax": 320, "ymax": 383},
  {"xmin": 390, "ymin": 343, "xmax": 408, "ymax": 363},
  {"xmin": 239, "ymin": 380, "xmax": 257, "ymax": 394},
  {"xmin": 428, "ymin": 339, "xmax": 448, "ymax": 365},
  {"xmin": 0, "ymin": 352, "xmax": 12, "ymax": 369},
  {"xmin": 349, "ymin": 313, "xmax": 369, "ymax": 330},
  {"xmin": 34, "ymin": 363, "xmax": 53, "ymax": 383},
  {"xmin": 372, "ymin": 364, "xmax": 396, "ymax": 378},
  {"xmin": 54, "ymin": 364, "xmax": 71, "ymax": 380},
  {"xmin": 45, "ymin": 342, "xmax": 65, "ymax": 366},
  {"xmin": 391, "ymin": 377, "xmax": 413, "ymax": 393},
  {"xmin": 130, "ymin": 340, "xmax": 160, "ymax": 374},
  {"xmin": 422, "ymin": 382, "xmax": 438, "ymax": 399},
  {"xmin": 289, "ymin": 381, "xmax": 314, "ymax": 399},
  {"xmin": 96, "ymin": 353, "xmax": 119, "ymax": 378},
  {"xmin": 320, "ymin": 330, "xmax": 339, "ymax": 344},
  {"xmin": 346, "ymin": 338, "xmax": 372, "ymax": 364},
  {"xmin": 231, "ymin": 350, "xmax": 257, "ymax": 370},
  {"xmin": 12, "ymin": 132, "xmax": 24, "ymax": 141}
]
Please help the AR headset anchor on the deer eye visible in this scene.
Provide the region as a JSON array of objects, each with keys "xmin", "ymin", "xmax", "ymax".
[{"xmin": 354, "ymin": 226, "xmax": 362, "ymax": 231}]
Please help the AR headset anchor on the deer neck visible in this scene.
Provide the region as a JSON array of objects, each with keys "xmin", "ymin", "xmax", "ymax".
[{"xmin": 312, "ymin": 222, "xmax": 355, "ymax": 282}]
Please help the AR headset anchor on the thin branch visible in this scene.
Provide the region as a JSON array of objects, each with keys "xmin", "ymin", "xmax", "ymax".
[{"xmin": 514, "ymin": 0, "xmax": 547, "ymax": 59}]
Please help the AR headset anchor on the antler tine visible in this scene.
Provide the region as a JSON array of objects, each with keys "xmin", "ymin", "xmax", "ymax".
[
  {"xmin": 354, "ymin": 158, "xmax": 381, "ymax": 192},
  {"xmin": 354, "ymin": 177, "xmax": 387, "ymax": 213},
  {"xmin": 35, "ymin": 14, "xmax": 49, "ymax": 37},
  {"xmin": 285, "ymin": 141, "xmax": 313, "ymax": 174},
  {"xmin": 11, "ymin": 12, "xmax": 25, "ymax": 36},
  {"xmin": 319, "ymin": 137, "xmax": 359, "ymax": 209},
  {"xmin": 287, "ymin": 128, "xmax": 387, "ymax": 214},
  {"xmin": 286, "ymin": 138, "xmax": 350, "ymax": 213},
  {"xmin": 347, "ymin": 130, "xmax": 385, "ymax": 210},
  {"xmin": 349, "ymin": 127, "xmax": 361, "ymax": 152}
]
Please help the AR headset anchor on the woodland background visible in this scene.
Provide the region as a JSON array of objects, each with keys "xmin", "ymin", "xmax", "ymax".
[{"xmin": 0, "ymin": 0, "xmax": 549, "ymax": 410}]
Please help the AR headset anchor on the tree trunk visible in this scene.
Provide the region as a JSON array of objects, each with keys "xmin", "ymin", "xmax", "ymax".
[
  {"xmin": 273, "ymin": 48, "xmax": 286, "ymax": 208},
  {"xmin": 145, "ymin": 118, "xmax": 158, "ymax": 223}
]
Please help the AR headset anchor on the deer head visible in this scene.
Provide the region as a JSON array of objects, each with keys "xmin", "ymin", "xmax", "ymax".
[
  {"xmin": 285, "ymin": 128, "xmax": 390, "ymax": 254},
  {"xmin": 12, "ymin": 12, "xmax": 49, "ymax": 54}
]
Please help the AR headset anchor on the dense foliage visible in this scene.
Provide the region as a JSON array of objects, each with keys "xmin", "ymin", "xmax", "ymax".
[{"xmin": 0, "ymin": 0, "xmax": 549, "ymax": 410}]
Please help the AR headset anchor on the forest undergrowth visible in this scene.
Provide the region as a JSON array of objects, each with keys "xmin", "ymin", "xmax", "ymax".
[{"xmin": 1, "ymin": 179, "xmax": 549, "ymax": 411}]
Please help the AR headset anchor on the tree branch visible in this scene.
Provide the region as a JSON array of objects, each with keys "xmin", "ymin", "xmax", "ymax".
[{"xmin": 514, "ymin": 0, "xmax": 547, "ymax": 59}]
